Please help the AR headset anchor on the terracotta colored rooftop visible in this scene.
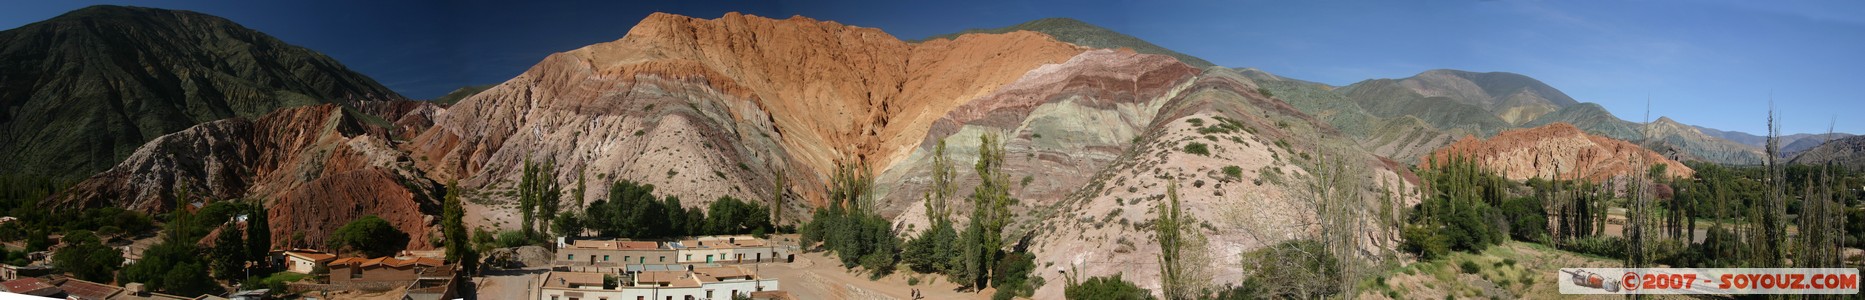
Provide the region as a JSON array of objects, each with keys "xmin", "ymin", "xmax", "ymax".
[
  {"xmin": 681, "ymin": 236, "xmax": 771, "ymax": 248},
  {"xmin": 330, "ymin": 257, "xmax": 364, "ymax": 266},
  {"xmin": 329, "ymin": 256, "xmax": 445, "ymax": 268},
  {"xmin": 542, "ymin": 272, "xmax": 606, "ymax": 289},
  {"xmin": 284, "ymin": 250, "xmax": 336, "ymax": 262},
  {"xmin": 569, "ymin": 239, "xmax": 662, "ymax": 250},
  {"xmin": 1, "ymin": 277, "xmax": 58, "ymax": 296}
]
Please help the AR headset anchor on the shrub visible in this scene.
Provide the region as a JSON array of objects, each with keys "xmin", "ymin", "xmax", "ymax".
[
  {"xmin": 1562, "ymin": 236, "xmax": 1627, "ymax": 259},
  {"xmin": 1065, "ymin": 274, "xmax": 1155, "ymax": 300},
  {"xmin": 494, "ymin": 230, "xmax": 529, "ymax": 248},
  {"xmin": 1183, "ymin": 142, "xmax": 1211, "ymax": 156},
  {"xmin": 1239, "ymin": 240, "xmax": 1340, "ymax": 299},
  {"xmin": 1222, "ymin": 165, "xmax": 1244, "ymax": 180},
  {"xmin": 1459, "ymin": 260, "xmax": 1481, "ymax": 274},
  {"xmin": 1400, "ymin": 224, "xmax": 1451, "ymax": 259}
]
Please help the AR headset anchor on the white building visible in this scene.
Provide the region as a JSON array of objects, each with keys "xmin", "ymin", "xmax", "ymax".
[
  {"xmin": 539, "ymin": 266, "xmax": 779, "ymax": 300},
  {"xmin": 281, "ymin": 249, "xmax": 336, "ymax": 274}
]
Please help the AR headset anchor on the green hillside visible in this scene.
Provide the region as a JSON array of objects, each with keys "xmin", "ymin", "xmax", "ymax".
[{"xmin": 0, "ymin": 5, "xmax": 403, "ymax": 180}]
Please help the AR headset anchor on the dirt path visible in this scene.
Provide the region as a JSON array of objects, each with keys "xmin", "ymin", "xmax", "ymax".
[{"xmin": 761, "ymin": 252, "xmax": 995, "ymax": 300}]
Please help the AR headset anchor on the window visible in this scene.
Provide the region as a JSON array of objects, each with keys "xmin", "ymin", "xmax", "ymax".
[
  {"xmin": 568, "ymin": 254, "xmax": 575, "ymax": 260},
  {"xmin": 706, "ymin": 290, "xmax": 713, "ymax": 298},
  {"xmin": 550, "ymin": 296, "xmax": 559, "ymax": 300},
  {"xmin": 603, "ymin": 255, "xmax": 610, "ymax": 261},
  {"xmin": 685, "ymin": 254, "xmax": 692, "ymax": 261}
]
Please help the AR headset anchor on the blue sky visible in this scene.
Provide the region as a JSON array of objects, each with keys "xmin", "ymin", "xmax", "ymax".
[{"xmin": 4, "ymin": 0, "xmax": 1860, "ymax": 135}]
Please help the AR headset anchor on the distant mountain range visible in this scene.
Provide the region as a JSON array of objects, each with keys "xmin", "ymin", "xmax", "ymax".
[
  {"xmin": 1790, "ymin": 135, "xmax": 1865, "ymax": 171},
  {"xmin": 0, "ymin": 5, "xmax": 403, "ymax": 180}
]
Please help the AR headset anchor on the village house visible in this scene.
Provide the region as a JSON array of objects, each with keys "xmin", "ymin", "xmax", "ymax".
[
  {"xmin": 557, "ymin": 239, "xmax": 676, "ymax": 268},
  {"xmin": 326, "ymin": 256, "xmax": 449, "ymax": 285},
  {"xmin": 281, "ymin": 249, "xmax": 336, "ymax": 274},
  {"xmin": 538, "ymin": 266, "xmax": 778, "ymax": 300},
  {"xmin": 555, "ymin": 235, "xmax": 789, "ymax": 271}
]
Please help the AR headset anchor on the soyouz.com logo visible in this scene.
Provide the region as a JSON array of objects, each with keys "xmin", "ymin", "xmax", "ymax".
[{"xmin": 1559, "ymin": 268, "xmax": 1859, "ymax": 294}]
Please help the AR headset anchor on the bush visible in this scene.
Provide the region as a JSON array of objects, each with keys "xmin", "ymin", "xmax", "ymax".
[
  {"xmin": 1183, "ymin": 142, "xmax": 1211, "ymax": 156},
  {"xmin": 494, "ymin": 230, "xmax": 530, "ymax": 248},
  {"xmin": 1222, "ymin": 165, "xmax": 1244, "ymax": 180},
  {"xmin": 1562, "ymin": 236, "xmax": 1627, "ymax": 259},
  {"xmin": 1400, "ymin": 224, "xmax": 1451, "ymax": 259},
  {"xmin": 1065, "ymin": 274, "xmax": 1155, "ymax": 300},
  {"xmin": 1459, "ymin": 260, "xmax": 1481, "ymax": 274},
  {"xmin": 1239, "ymin": 240, "xmax": 1340, "ymax": 299}
]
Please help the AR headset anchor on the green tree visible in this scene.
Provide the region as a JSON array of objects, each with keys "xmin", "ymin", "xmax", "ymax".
[
  {"xmin": 443, "ymin": 181, "xmax": 468, "ymax": 260},
  {"xmin": 903, "ymin": 219, "xmax": 958, "ymax": 274},
  {"xmin": 210, "ymin": 223, "xmax": 247, "ymax": 280},
  {"xmin": 703, "ymin": 196, "xmax": 772, "ymax": 235},
  {"xmin": 330, "ymin": 216, "xmax": 409, "ymax": 257},
  {"xmin": 953, "ymin": 133, "xmax": 1019, "ymax": 290},
  {"xmin": 162, "ymin": 261, "xmax": 223, "ymax": 297},
  {"xmin": 771, "ymin": 168, "xmax": 786, "ymax": 228},
  {"xmin": 800, "ymin": 161, "xmax": 899, "ymax": 277},
  {"xmin": 553, "ymin": 211, "xmax": 585, "ymax": 239},
  {"xmin": 1154, "ymin": 179, "xmax": 1195, "ymax": 300},
  {"xmin": 52, "ymin": 230, "xmax": 121, "ymax": 282},
  {"xmin": 245, "ymin": 205, "xmax": 271, "ymax": 268},
  {"xmin": 441, "ymin": 181, "xmax": 478, "ymax": 274},
  {"xmin": 519, "ymin": 158, "xmax": 562, "ymax": 241}
]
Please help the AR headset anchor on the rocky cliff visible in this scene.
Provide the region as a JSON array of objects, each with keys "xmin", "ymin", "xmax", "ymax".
[
  {"xmin": 872, "ymin": 49, "xmax": 1418, "ymax": 298},
  {"xmin": 0, "ymin": 5, "xmax": 404, "ymax": 180},
  {"xmin": 55, "ymin": 104, "xmax": 439, "ymax": 250},
  {"xmin": 1425, "ymin": 122, "xmax": 1693, "ymax": 181},
  {"xmin": 407, "ymin": 12, "xmax": 1084, "ymax": 214}
]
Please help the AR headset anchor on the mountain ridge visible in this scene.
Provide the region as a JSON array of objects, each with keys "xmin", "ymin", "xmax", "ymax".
[
  {"xmin": 0, "ymin": 5, "xmax": 404, "ymax": 180},
  {"xmin": 916, "ymin": 17, "xmax": 1217, "ymax": 68}
]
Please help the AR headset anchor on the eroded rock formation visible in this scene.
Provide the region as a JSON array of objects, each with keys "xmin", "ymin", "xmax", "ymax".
[
  {"xmin": 57, "ymin": 104, "xmax": 439, "ymax": 250},
  {"xmin": 1425, "ymin": 122, "xmax": 1694, "ymax": 181}
]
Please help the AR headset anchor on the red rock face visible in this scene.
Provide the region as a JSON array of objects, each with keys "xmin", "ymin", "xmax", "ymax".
[
  {"xmin": 1424, "ymin": 122, "xmax": 1694, "ymax": 181},
  {"xmin": 271, "ymin": 169, "xmax": 434, "ymax": 250},
  {"xmin": 57, "ymin": 104, "xmax": 438, "ymax": 250}
]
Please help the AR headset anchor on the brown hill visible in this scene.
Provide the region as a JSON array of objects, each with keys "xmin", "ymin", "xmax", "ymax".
[
  {"xmin": 1425, "ymin": 122, "xmax": 1693, "ymax": 181},
  {"xmin": 407, "ymin": 12, "xmax": 1083, "ymax": 211},
  {"xmin": 56, "ymin": 104, "xmax": 440, "ymax": 250}
]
